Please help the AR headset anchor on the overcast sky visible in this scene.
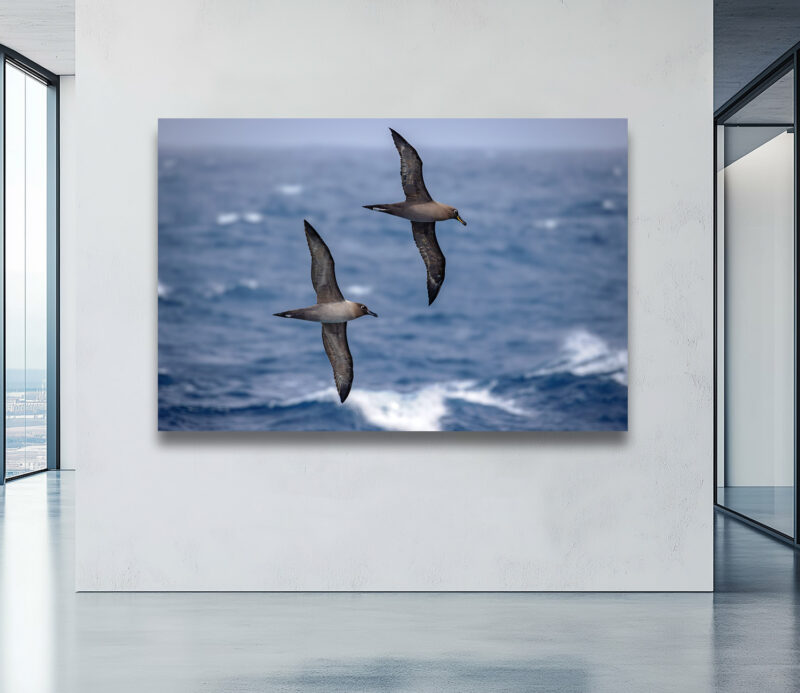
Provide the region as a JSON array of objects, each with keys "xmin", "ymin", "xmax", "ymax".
[{"xmin": 159, "ymin": 118, "xmax": 627, "ymax": 151}]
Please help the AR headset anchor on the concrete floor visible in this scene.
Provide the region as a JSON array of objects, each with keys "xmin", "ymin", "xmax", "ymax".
[{"xmin": 1, "ymin": 472, "xmax": 799, "ymax": 692}]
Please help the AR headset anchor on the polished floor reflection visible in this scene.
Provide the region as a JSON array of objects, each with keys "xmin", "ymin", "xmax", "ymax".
[
  {"xmin": 717, "ymin": 485, "xmax": 794, "ymax": 537},
  {"xmin": 1, "ymin": 472, "xmax": 799, "ymax": 692}
]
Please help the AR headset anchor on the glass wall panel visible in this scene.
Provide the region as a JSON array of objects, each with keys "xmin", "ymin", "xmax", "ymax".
[
  {"xmin": 3, "ymin": 61, "xmax": 49, "ymax": 478},
  {"xmin": 716, "ymin": 66, "xmax": 796, "ymax": 537}
]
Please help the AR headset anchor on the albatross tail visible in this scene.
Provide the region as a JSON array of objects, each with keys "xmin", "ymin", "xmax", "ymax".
[{"xmin": 363, "ymin": 203, "xmax": 406, "ymax": 217}]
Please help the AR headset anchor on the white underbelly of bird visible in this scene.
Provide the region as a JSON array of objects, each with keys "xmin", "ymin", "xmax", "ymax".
[
  {"xmin": 363, "ymin": 128, "xmax": 467, "ymax": 304},
  {"xmin": 273, "ymin": 221, "xmax": 378, "ymax": 403},
  {"xmin": 275, "ymin": 301, "xmax": 368, "ymax": 323}
]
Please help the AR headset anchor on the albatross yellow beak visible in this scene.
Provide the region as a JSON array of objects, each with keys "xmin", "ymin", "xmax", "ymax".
[{"xmin": 455, "ymin": 213, "xmax": 467, "ymax": 226}]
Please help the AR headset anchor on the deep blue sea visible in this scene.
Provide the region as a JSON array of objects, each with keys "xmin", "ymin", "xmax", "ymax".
[{"xmin": 158, "ymin": 145, "xmax": 627, "ymax": 431}]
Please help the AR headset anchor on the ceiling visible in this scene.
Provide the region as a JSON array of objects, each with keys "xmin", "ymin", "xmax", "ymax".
[
  {"xmin": 0, "ymin": 2, "xmax": 798, "ymax": 103},
  {"xmin": 715, "ymin": 0, "xmax": 800, "ymax": 111},
  {"xmin": 722, "ymin": 69, "xmax": 794, "ymax": 124},
  {"xmin": 0, "ymin": 0, "xmax": 74, "ymax": 75}
]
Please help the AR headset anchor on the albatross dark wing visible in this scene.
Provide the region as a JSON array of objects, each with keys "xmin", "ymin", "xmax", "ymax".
[
  {"xmin": 412, "ymin": 221, "xmax": 446, "ymax": 305},
  {"xmin": 390, "ymin": 128, "xmax": 432, "ymax": 203},
  {"xmin": 304, "ymin": 220, "xmax": 344, "ymax": 304},
  {"xmin": 321, "ymin": 322, "xmax": 353, "ymax": 403}
]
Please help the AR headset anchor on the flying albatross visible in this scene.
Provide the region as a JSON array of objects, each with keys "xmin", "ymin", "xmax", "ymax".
[
  {"xmin": 274, "ymin": 220, "xmax": 378, "ymax": 403},
  {"xmin": 364, "ymin": 128, "xmax": 467, "ymax": 305}
]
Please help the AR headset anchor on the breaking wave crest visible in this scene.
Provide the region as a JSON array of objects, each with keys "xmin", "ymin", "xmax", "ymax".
[
  {"xmin": 165, "ymin": 381, "xmax": 527, "ymax": 432},
  {"xmin": 289, "ymin": 381, "xmax": 524, "ymax": 431},
  {"xmin": 534, "ymin": 329, "xmax": 627, "ymax": 385},
  {"xmin": 345, "ymin": 381, "xmax": 525, "ymax": 431}
]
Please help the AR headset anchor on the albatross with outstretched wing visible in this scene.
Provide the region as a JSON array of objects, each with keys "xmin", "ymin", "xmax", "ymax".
[
  {"xmin": 274, "ymin": 220, "xmax": 378, "ymax": 403},
  {"xmin": 364, "ymin": 128, "xmax": 467, "ymax": 305}
]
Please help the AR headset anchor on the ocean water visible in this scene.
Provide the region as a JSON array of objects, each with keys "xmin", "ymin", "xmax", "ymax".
[{"xmin": 158, "ymin": 145, "xmax": 627, "ymax": 431}]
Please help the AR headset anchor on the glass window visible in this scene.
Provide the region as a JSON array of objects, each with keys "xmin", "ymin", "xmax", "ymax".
[
  {"xmin": 716, "ymin": 66, "xmax": 796, "ymax": 537},
  {"xmin": 3, "ymin": 60, "xmax": 51, "ymax": 479}
]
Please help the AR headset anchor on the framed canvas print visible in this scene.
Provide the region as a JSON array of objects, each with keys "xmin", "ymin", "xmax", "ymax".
[{"xmin": 158, "ymin": 118, "xmax": 627, "ymax": 431}]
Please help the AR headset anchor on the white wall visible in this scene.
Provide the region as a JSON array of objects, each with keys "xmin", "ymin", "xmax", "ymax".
[
  {"xmin": 74, "ymin": 0, "xmax": 713, "ymax": 591},
  {"xmin": 723, "ymin": 133, "xmax": 794, "ymax": 487},
  {"xmin": 59, "ymin": 74, "xmax": 77, "ymax": 471}
]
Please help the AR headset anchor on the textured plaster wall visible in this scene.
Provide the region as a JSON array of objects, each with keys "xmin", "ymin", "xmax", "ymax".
[{"xmin": 74, "ymin": 0, "xmax": 713, "ymax": 591}]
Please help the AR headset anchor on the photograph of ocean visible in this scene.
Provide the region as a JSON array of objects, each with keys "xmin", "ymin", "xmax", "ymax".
[{"xmin": 158, "ymin": 119, "xmax": 627, "ymax": 431}]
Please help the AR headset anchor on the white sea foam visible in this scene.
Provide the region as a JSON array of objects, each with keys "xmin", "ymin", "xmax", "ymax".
[
  {"xmin": 368, "ymin": 382, "xmax": 522, "ymax": 431},
  {"xmin": 347, "ymin": 388, "xmax": 450, "ymax": 431},
  {"xmin": 216, "ymin": 212, "xmax": 239, "ymax": 226},
  {"xmin": 291, "ymin": 381, "xmax": 525, "ymax": 431},
  {"xmin": 610, "ymin": 372, "xmax": 628, "ymax": 386},
  {"xmin": 201, "ymin": 279, "xmax": 261, "ymax": 297},
  {"xmin": 277, "ymin": 184, "xmax": 303, "ymax": 196},
  {"xmin": 535, "ymin": 329, "xmax": 627, "ymax": 385},
  {"xmin": 243, "ymin": 212, "xmax": 263, "ymax": 224},
  {"xmin": 601, "ymin": 199, "xmax": 616, "ymax": 211},
  {"xmin": 203, "ymin": 281, "xmax": 227, "ymax": 298},
  {"xmin": 535, "ymin": 218, "xmax": 559, "ymax": 230},
  {"xmin": 345, "ymin": 284, "xmax": 372, "ymax": 297},
  {"xmin": 157, "ymin": 282, "xmax": 171, "ymax": 298}
]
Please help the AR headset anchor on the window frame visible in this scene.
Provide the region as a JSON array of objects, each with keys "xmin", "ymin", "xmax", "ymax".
[
  {"xmin": 714, "ymin": 44, "xmax": 800, "ymax": 548},
  {"xmin": 0, "ymin": 44, "xmax": 59, "ymax": 484}
]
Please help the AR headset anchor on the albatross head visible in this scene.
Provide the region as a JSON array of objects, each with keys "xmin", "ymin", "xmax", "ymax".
[
  {"xmin": 449, "ymin": 207, "xmax": 467, "ymax": 226},
  {"xmin": 358, "ymin": 303, "xmax": 378, "ymax": 318}
]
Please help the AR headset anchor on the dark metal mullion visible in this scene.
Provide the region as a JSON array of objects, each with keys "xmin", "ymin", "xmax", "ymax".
[
  {"xmin": 715, "ymin": 504, "xmax": 796, "ymax": 548},
  {"xmin": 722, "ymin": 123, "xmax": 794, "ymax": 128},
  {"xmin": 5, "ymin": 58, "xmax": 49, "ymax": 87},
  {"xmin": 1, "ymin": 48, "xmax": 5, "ymax": 485},
  {"xmin": 0, "ymin": 43, "xmax": 57, "ymax": 86},
  {"xmin": 712, "ymin": 120, "xmax": 717, "ymax": 511},
  {"xmin": 716, "ymin": 54, "xmax": 794, "ymax": 123},
  {"xmin": 794, "ymin": 49, "xmax": 799, "ymax": 546},
  {"xmin": 4, "ymin": 468, "xmax": 49, "ymax": 483},
  {"xmin": 48, "ymin": 79, "xmax": 59, "ymax": 472},
  {"xmin": 714, "ymin": 44, "xmax": 800, "ymax": 548}
]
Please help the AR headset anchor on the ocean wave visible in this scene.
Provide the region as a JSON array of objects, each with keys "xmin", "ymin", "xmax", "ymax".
[
  {"xmin": 601, "ymin": 199, "xmax": 616, "ymax": 211},
  {"xmin": 203, "ymin": 281, "xmax": 228, "ymax": 298},
  {"xmin": 534, "ymin": 329, "xmax": 627, "ymax": 385},
  {"xmin": 201, "ymin": 278, "xmax": 263, "ymax": 298},
  {"xmin": 243, "ymin": 212, "xmax": 263, "ymax": 224},
  {"xmin": 535, "ymin": 218, "xmax": 559, "ymax": 230},
  {"xmin": 238, "ymin": 278, "xmax": 260, "ymax": 290},
  {"xmin": 345, "ymin": 284, "xmax": 372, "ymax": 297},
  {"xmin": 174, "ymin": 381, "xmax": 526, "ymax": 432},
  {"xmin": 216, "ymin": 212, "xmax": 239, "ymax": 226},
  {"xmin": 157, "ymin": 282, "xmax": 171, "ymax": 298},
  {"xmin": 277, "ymin": 184, "xmax": 303, "ymax": 196},
  {"xmin": 343, "ymin": 381, "xmax": 524, "ymax": 431}
]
